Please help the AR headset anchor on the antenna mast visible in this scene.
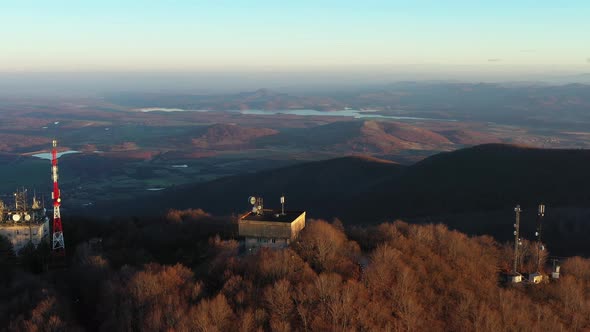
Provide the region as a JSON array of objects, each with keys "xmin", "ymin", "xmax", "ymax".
[
  {"xmin": 536, "ymin": 204, "xmax": 545, "ymax": 272},
  {"xmin": 514, "ymin": 205, "xmax": 522, "ymax": 274},
  {"xmin": 51, "ymin": 139, "xmax": 65, "ymax": 254},
  {"xmin": 513, "ymin": 205, "xmax": 521, "ymax": 274}
]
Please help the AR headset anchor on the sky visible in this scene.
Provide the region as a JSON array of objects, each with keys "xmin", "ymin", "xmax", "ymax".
[{"xmin": 1, "ymin": 1, "xmax": 589, "ymax": 77}]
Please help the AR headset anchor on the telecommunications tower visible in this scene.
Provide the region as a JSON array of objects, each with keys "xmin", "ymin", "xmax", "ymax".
[
  {"xmin": 513, "ymin": 205, "xmax": 522, "ymax": 274},
  {"xmin": 536, "ymin": 204, "xmax": 545, "ymax": 272},
  {"xmin": 51, "ymin": 139, "xmax": 65, "ymax": 254}
]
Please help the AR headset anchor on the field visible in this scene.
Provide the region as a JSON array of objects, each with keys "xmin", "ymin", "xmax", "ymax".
[{"xmin": 2, "ymin": 82, "xmax": 590, "ymax": 209}]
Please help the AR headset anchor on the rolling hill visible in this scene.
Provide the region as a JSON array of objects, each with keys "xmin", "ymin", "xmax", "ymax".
[
  {"xmin": 257, "ymin": 120, "xmax": 455, "ymax": 153},
  {"xmin": 84, "ymin": 144, "xmax": 590, "ymax": 256},
  {"xmin": 82, "ymin": 155, "xmax": 401, "ymax": 218},
  {"xmin": 191, "ymin": 123, "xmax": 278, "ymax": 149},
  {"xmin": 365, "ymin": 143, "xmax": 590, "ymax": 217},
  {"xmin": 89, "ymin": 144, "xmax": 590, "ymax": 218}
]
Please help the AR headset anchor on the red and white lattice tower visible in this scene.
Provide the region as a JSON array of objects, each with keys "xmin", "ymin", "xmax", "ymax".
[{"xmin": 51, "ymin": 139, "xmax": 65, "ymax": 253}]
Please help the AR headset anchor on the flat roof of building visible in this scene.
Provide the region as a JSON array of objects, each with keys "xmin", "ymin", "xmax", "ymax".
[{"xmin": 241, "ymin": 210, "xmax": 305, "ymax": 223}]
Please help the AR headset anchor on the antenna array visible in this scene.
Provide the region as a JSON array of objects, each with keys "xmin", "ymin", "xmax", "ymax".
[{"xmin": 248, "ymin": 196, "xmax": 264, "ymax": 215}]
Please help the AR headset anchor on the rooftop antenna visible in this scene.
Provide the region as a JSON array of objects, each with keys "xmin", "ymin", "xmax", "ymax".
[
  {"xmin": 32, "ymin": 189, "xmax": 41, "ymax": 210},
  {"xmin": 249, "ymin": 196, "xmax": 264, "ymax": 216},
  {"xmin": 513, "ymin": 205, "xmax": 522, "ymax": 275},
  {"xmin": 257, "ymin": 197, "xmax": 263, "ymax": 215},
  {"xmin": 536, "ymin": 204, "xmax": 546, "ymax": 272},
  {"xmin": 280, "ymin": 195, "xmax": 285, "ymax": 216},
  {"xmin": 14, "ymin": 188, "xmax": 27, "ymax": 212},
  {"xmin": 249, "ymin": 196, "xmax": 257, "ymax": 214}
]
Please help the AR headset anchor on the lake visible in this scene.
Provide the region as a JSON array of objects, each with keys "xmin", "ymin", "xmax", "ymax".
[
  {"xmin": 135, "ymin": 107, "xmax": 454, "ymax": 121},
  {"xmin": 31, "ymin": 151, "xmax": 80, "ymax": 160},
  {"xmin": 238, "ymin": 109, "xmax": 454, "ymax": 121}
]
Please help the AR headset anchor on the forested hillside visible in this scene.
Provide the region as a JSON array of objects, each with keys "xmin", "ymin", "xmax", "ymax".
[{"xmin": 1, "ymin": 214, "xmax": 589, "ymax": 331}]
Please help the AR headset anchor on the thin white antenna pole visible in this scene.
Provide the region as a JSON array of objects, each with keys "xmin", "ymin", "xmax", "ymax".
[{"xmin": 536, "ymin": 204, "xmax": 545, "ymax": 272}]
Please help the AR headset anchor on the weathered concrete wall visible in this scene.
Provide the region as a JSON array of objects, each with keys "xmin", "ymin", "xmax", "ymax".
[
  {"xmin": 244, "ymin": 237, "xmax": 289, "ymax": 251},
  {"xmin": 0, "ymin": 221, "xmax": 49, "ymax": 255}
]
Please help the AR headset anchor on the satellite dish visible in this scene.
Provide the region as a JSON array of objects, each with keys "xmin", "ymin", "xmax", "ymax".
[
  {"xmin": 12, "ymin": 214, "xmax": 21, "ymax": 222},
  {"xmin": 249, "ymin": 196, "xmax": 256, "ymax": 205},
  {"xmin": 24, "ymin": 214, "xmax": 31, "ymax": 221}
]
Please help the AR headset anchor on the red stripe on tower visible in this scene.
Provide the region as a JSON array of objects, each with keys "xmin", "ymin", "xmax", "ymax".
[{"xmin": 51, "ymin": 139, "xmax": 65, "ymax": 254}]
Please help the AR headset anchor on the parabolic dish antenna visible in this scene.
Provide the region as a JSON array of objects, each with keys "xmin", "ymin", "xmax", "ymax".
[
  {"xmin": 12, "ymin": 214, "xmax": 21, "ymax": 222},
  {"xmin": 24, "ymin": 214, "xmax": 31, "ymax": 221},
  {"xmin": 249, "ymin": 196, "xmax": 256, "ymax": 205}
]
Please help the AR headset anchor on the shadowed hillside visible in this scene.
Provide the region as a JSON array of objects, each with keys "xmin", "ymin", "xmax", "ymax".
[
  {"xmin": 85, "ymin": 144, "xmax": 590, "ymax": 256},
  {"xmin": 86, "ymin": 155, "xmax": 402, "ymax": 217},
  {"xmin": 362, "ymin": 143, "xmax": 590, "ymax": 218},
  {"xmin": 150, "ymin": 155, "xmax": 401, "ymax": 217},
  {"xmin": 107, "ymin": 144, "xmax": 590, "ymax": 219}
]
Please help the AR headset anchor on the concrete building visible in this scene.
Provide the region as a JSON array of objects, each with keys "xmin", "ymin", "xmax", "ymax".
[
  {"xmin": 528, "ymin": 272, "xmax": 543, "ymax": 284},
  {"xmin": 0, "ymin": 221, "xmax": 49, "ymax": 254},
  {"xmin": 0, "ymin": 192, "xmax": 50, "ymax": 255},
  {"xmin": 508, "ymin": 273, "xmax": 523, "ymax": 284},
  {"xmin": 551, "ymin": 264, "xmax": 560, "ymax": 279},
  {"xmin": 239, "ymin": 209, "xmax": 306, "ymax": 252}
]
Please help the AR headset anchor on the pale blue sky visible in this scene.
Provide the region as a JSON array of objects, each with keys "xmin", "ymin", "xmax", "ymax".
[{"xmin": 1, "ymin": 1, "xmax": 589, "ymax": 72}]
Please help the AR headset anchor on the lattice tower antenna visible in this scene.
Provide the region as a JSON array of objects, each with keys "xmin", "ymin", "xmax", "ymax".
[
  {"xmin": 51, "ymin": 139, "xmax": 65, "ymax": 254},
  {"xmin": 513, "ymin": 205, "xmax": 522, "ymax": 274}
]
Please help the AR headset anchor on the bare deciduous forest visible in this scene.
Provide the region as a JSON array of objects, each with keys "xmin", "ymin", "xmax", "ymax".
[{"xmin": 1, "ymin": 215, "xmax": 589, "ymax": 331}]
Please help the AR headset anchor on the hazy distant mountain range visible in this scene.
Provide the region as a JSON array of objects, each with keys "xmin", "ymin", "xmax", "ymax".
[{"xmin": 107, "ymin": 82, "xmax": 590, "ymax": 127}]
